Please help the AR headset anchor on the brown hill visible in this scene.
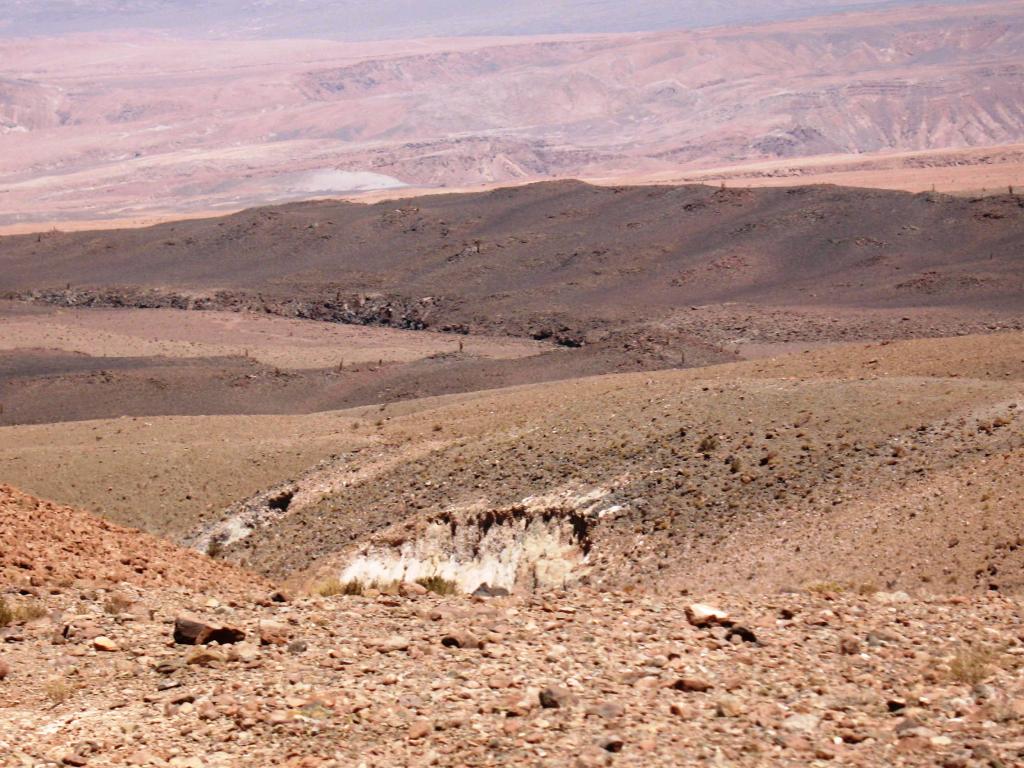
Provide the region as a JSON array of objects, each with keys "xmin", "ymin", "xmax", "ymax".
[
  {"xmin": 3, "ymin": 181, "xmax": 1022, "ymax": 329},
  {"xmin": 1, "ymin": 180, "xmax": 1021, "ymax": 425},
  {"xmin": 0, "ymin": 484, "xmax": 263, "ymax": 595}
]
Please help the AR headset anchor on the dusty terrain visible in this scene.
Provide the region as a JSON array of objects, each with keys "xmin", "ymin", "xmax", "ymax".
[
  {"xmin": 3, "ymin": 485, "xmax": 1024, "ymax": 767},
  {"xmin": 0, "ymin": 306, "xmax": 544, "ymax": 369},
  {"xmin": 1, "ymin": 172, "xmax": 1023, "ymax": 766},
  {"xmin": 7, "ymin": 178, "xmax": 1021, "ymax": 424},
  {"xmin": 3, "ymin": 330, "xmax": 1022, "ymax": 597},
  {"xmin": 3, "ymin": 182, "xmax": 1022, "ymax": 328},
  {"xmin": 2, "ymin": 1, "xmax": 1023, "ymax": 226},
  {"xmin": 617, "ymin": 144, "xmax": 1024, "ymax": 196}
]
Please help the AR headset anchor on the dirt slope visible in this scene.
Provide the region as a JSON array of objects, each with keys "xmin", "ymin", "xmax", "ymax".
[
  {"xmin": 0, "ymin": 411, "xmax": 375, "ymax": 539},
  {"xmin": 0, "ymin": 314, "xmax": 729, "ymax": 426},
  {"xmin": 96, "ymin": 331, "xmax": 1019, "ymax": 597},
  {"xmin": 7, "ymin": 180, "xmax": 1020, "ymax": 426},
  {"xmin": 0, "ymin": 484, "xmax": 261, "ymax": 594}
]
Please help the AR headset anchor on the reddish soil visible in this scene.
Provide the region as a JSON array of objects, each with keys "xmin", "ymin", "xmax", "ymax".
[{"xmin": 0, "ymin": 485, "xmax": 261, "ymax": 595}]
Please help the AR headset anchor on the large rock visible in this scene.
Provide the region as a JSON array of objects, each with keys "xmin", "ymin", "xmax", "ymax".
[
  {"xmin": 173, "ymin": 615, "xmax": 245, "ymax": 645},
  {"xmin": 398, "ymin": 581, "xmax": 428, "ymax": 597},
  {"xmin": 374, "ymin": 635, "xmax": 411, "ymax": 653},
  {"xmin": 186, "ymin": 647, "xmax": 227, "ymax": 666},
  {"xmin": 93, "ymin": 636, "xmax": 120, "ymax": 652},
  {"xmin": 672, "ymin": 676, "xmax": 714, "ymax": 692},
  {"xmin": 685, "ymin": 603, "xmax": 730, "ymax": 627},
  {"xmin": 783, "ymin": 713, "xmax": 821, "ymax": 733},
  {"xmin": 873, "ymin": 591, "xmax": 912, "ymax": 605},
  {"xmin": 441, "ymin": 630, "xmax": 483, "ymax": 649}
]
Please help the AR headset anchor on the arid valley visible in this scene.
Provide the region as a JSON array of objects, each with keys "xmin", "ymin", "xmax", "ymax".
[
  {"xmin": 1, "ymin": 2, "xmax": 1024, "ymax": 767},
  {"xmin": 3, "ymin": 0, "xmax": 1024, "ymax": 230}
]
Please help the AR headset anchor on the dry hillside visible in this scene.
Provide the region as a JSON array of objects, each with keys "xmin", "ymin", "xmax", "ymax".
[{"xmin": 2, "ymin": 485, "xmax": 1024, "ymax": 767}]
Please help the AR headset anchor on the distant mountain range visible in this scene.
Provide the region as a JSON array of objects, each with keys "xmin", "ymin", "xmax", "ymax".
[{"xmin": 1, "ymin": 0, "xmax": 1019, "ymax": 226}]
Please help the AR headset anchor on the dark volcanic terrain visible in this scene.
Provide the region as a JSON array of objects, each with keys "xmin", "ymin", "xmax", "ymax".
[
  {"xmin": 4, "ymin": 181, "xmax": 1023, "ymax": 326},
  {"xmin": 1, "ymin": 181, "xmax": 1022, "ymax": 424}
]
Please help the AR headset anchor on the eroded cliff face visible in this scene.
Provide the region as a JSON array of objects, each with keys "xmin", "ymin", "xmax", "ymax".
[{"xmin": 339, "ymin": 504, "xmax": 595, "ymax": 593}]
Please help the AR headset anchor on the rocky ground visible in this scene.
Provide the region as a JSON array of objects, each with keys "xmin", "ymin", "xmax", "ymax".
[
  {"xmin": 2, "ymin": 559, "xmax": 1023, "ymax": 767},
  {"xmin": 2, "ymin": 326, "xmax": 1024, "ymax": 766}
]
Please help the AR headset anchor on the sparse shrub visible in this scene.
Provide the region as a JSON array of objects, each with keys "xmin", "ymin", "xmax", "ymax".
[
  {"xmin": 44, "ymin": 678, "xmax": 73, "ymax": 705},
  {"xmin": 698, "ymin": 434, "xmax": 720, "ymax": 453},
  {"xmin": 312, "ymin": 578, "xmax": 403, "ymax": 597},
  {"xmin": 806, "ymin": 581, "xmax": 846, "ymax": 595},
  {"xmin": 949, "ymin": 644, "xmax": 997, "ymax": 685},
  {"xmin": 206, "ymin": 538, "xmax": 224, "ymax": 559},
  {"xmin": 416, "ymin": 576, "xmax": 460, "ymax": 596},
  {"xmin": 341, "ymin": 579, "xmax": 365, "ymax": 596},
  {"xmin": 103, "ymin": 593, "xmax": 134, "ymax": 615},
  {"xmin": 312, "ymin": 578, "xmax": 345, "ymax": 597},
  {"xmin": 15, "ymin": 603, "xmax": 47, "ymax": 622},
  {"xmin": 1, "ymin": 598, "xmax": 46, "ymax": 625}
]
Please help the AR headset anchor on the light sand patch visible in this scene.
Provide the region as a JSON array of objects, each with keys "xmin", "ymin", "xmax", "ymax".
[{"xmin": 0, "ymin": 307, "xmax": 547, "ymax": 369}]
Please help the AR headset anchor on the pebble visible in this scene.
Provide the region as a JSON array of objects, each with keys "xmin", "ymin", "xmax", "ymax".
[
  {"xmin": 539, "ymin": 685, "xmax": 576, "ymax": 709},
  {"xmin": 93, "ymin": 636, "xmax": 119, "ymax": 652},
  {"xmin": 408, "ymin": 718, "xmax": 433, "ymax": 739}
]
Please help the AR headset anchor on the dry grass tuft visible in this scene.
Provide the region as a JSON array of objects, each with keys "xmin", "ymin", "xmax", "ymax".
[
  {"xmin": 341, "ymin": 579, "xmax": 366, "ymax": 596},
  {"xmin": 311, "ymin": 577, "xmax": 403, "ymax": 597},
  {"xmin": 0, "ymin": 598, "xmax": 47, "ymax": 626},
  {"xmin": 15, "ymin": 602, "xmax": 47, "ymax": 622},
  {"xmin": 948, "ymin": 644, "xmax": 998, "ymax": 685},
  {"xmin": 44, "ymin": 678, "xmax": 73, "ymax": 705},
  {"xmin": 416, "ymin": 575, "xmax": 461, "ymax": 595},
  {"xmin": 806, "ymin": 581, "xmax": 847, "ymax": 595},
  {"xmin": 103, "ymin": 593, "xmax": 134, "ymax": 615},
  {"xmin": 312, "ymin": 578, "xmax": 346, "ymax": 597}
]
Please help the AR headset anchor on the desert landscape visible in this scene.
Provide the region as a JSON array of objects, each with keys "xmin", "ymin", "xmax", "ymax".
[
  {"xmin": 3, "ymin": 0, "xmax": 1024, "ymax": 230},
  {"xmin": 2, "ymin": 0, "xmax": 1024, "ymax": 766},
  {"xmin": 1, "ymin": 177, "xmax": 1023, "ymax": 766}
]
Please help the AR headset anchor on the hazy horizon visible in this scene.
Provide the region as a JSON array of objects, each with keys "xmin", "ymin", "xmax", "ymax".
[{"xmin": 0, "ymin": 0, "xmax": 977, "ymax": 39}]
